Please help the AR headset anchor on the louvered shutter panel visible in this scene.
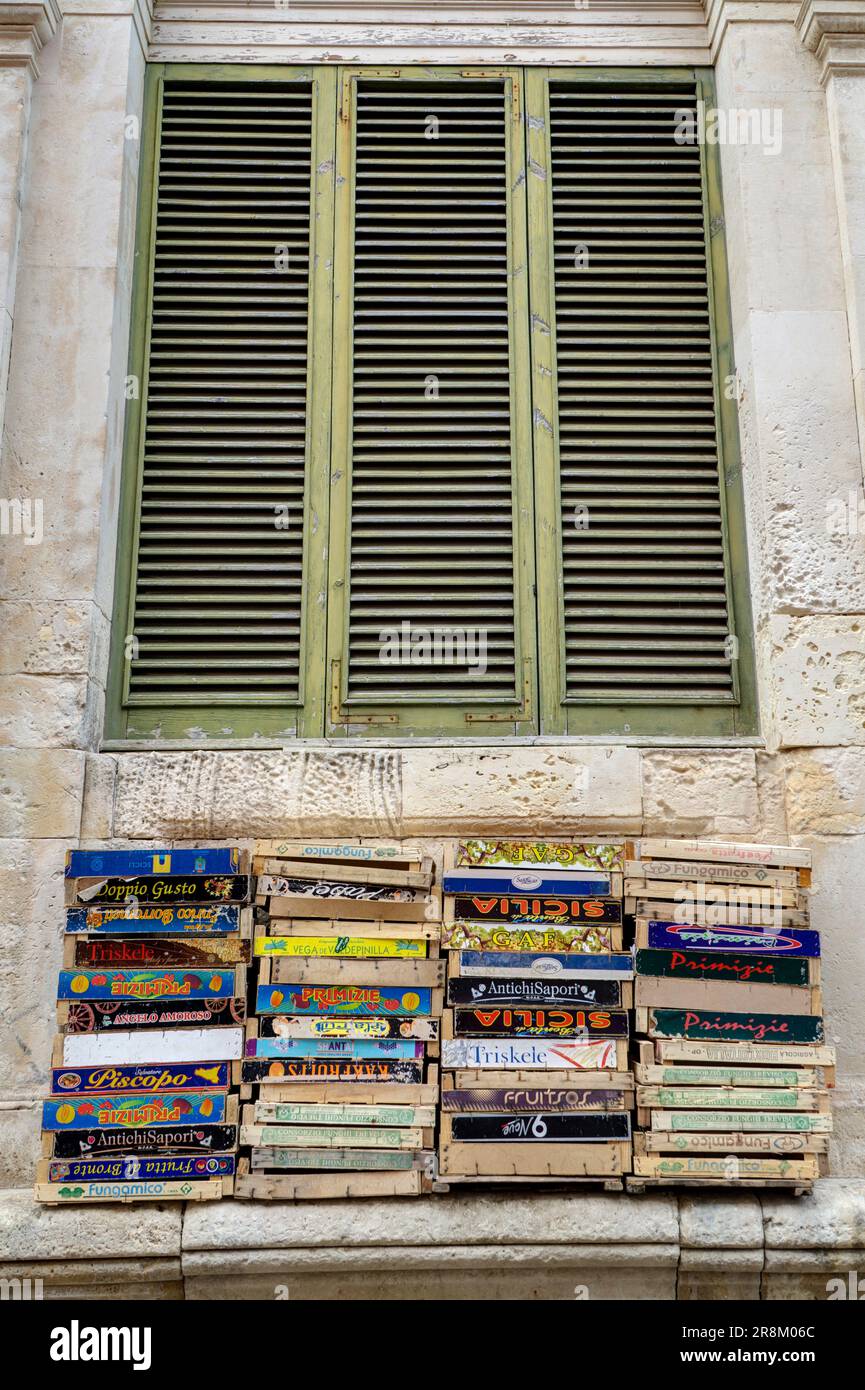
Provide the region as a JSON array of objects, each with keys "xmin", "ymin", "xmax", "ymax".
[
  {"xmin": 529, "ymin": 74, "xmax": 750, "ymax": 732},
  {"xmin": 329, "ymin": 73, "xmax": 536, "ymax": 733},
  {"xmin": 123, "ymin": 77, "xmax": 318, "ymax": 726}
]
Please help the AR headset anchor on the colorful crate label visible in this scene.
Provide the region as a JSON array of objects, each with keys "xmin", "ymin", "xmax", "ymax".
[
  {"xmin": 65, "ymin": 904, "xmax": 241, "ymax": 935},
  {"xmin": 47, "ymin": 1154, "xmax": 236, "ymax": 1183},
  {"xmin": 456, "ymin": 840, "xmax": 624, "ymax": 871},
  {"xmin": 241, "ymin": 1059, "xmax": 423, "ymax": 1084},
  {"xmin": 256, "ymin": 984, "xmax": 432, "ymax": 1017},
  {"xmin": 442, "ymin": 1088, "xmax": 626, "ymax": 1112},
  {"xmin": 635, "ymin": 947, "xmax": 811, "ymax": 987},
  {"xmin": 452, "ymin": 1006, "xmax": 628, "ymax": 1038},
  {"xmin": 41, "ymin": 1180, "xmax": 221, "ymax": 1202},
  {"xmin": 70, "ymin": 937, "xmax": 248, "ymax": 968},
  {"xmin": 647, "ymin": 1009, "xmax": 824, "ymax": 1045},
  {"xmin": 51, "ymin": 1063, "xmax": 230, "ymax": 1095},
  {"xmin": 644, "ymin": 921, "xmax": 820, "ymax": 958},
  {"xmin": 258, "ymin": 874, "xmax": 418, "ymax": 903},
  {"xmin": 449, "ymin": 1112, "xmax": 631, "ymax": 1142},
  {"xmin": 66, "ymin": 848, "xmax": 239, "ymax": 878},
  {"xmin": 441, "ymin": 1039, "xmax": 618, "ymax": 1070},
  {"xmin": 443, "ymin": 923, "xmax": 615, "ymax": 953},
  {"xmin": 245, "ymin": 1038, "xmax": 424, "ymax": 1061},
  {"xmin": 447, "ymin": 975, "xmax": 622, "ymax": 1008},
  {"xmin": 62, "ymin": 998, "xmax": 246, "ymax": 1033},
  {"xmin": 51, "ymin": 1123, "xmax": 237, "ymax": 1158},
  {"xmin": 73, "ymin": 875, "xmax": 249, "ymax": 906},
  {"xmin": 42, "ymin": 1092, "xmax": 227, "ymax": 1130},
  {"xmin": 453, "ymin": 894, "xmax": 619, "ymax": 927},
  {"xmin": 62, "ymin": 1028, "xmax": 244, "ymax": 1067},
  {"xmin": 255, "ymin": 936, "xmax": 425, "ymax": 959},
  {"xmin": 259, "ymin": 1014, "xmax": 438, "ymax": 1041},
  {"xmin": 443, "ymin": 870, "xmax": 611, "ymax": 897},
  {"xmin": 58, "ymin": 969, "xmax": 235, "ymax": 1001},
  {"xmin": 458, "ymin": 950, "xmax": 633, "ymax": 978}
]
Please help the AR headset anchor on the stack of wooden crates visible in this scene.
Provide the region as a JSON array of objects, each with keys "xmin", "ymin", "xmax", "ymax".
[
  {"xmin": 235, "ymin": 841, "xmax": 443, "ymax": 1199},
  {"xmin": 436, "ymin": 840, "xmax": 635, "ymax": 1190},
  {"xmin": 627, "ymin": 838, "xmax": 833, "ymax": 1194},
  {"xmin": 39, "ymin": 847, "xmax": 249, "ymax": 1205}
]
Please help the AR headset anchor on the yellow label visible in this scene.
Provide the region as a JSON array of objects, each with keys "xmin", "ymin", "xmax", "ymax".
[{"xmin": 255, "ymin": 936, "xmax": 426, "ymax": 960}]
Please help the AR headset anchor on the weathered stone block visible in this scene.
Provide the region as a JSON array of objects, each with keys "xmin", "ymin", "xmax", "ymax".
[
  {"xmin": 182, "ymin": 1191, "xmax": 679, "ymax": 1252},
  {"xmin": 0, "ymin": 1187, "xmax": 182, "ymax": 1261},
  {"xmin": 113, "ymin": 750, "xmax": 401, "ymax": 838},
  {"xmin": 0, "ymin": 748, "xmax": 84, "ymax": 838},
  {"xmin": 0, "ymin": 675, "xmax": 90, "ymax": 748},
  {"xmin": 79, "ymin": 751, "xmax": 117, "ymax": 840},
  {"xmin": 640, "ymin": 750, "xmax": 759, "ymax": 837},
  {"xmin": 770, "ymin": 616, "xmax": 865, "ymax": 747},
  {"xmin": 401, "ymin": 746, "xmax": 641, "ymax": 836},
  {"xmin": 680, "ymin": 1192, "xmax": 763, "ymax": 1249},
  {"xmin": 785, "ymin": 750, "xmax": 865, "ymax": 834},
  {"xmin": 762, "ymin": 1177, "xmax": 865, "ymax": 1249}
]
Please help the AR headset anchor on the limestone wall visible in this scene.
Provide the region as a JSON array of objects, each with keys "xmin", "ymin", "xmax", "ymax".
[{"xmin": 1, "ymin": 1, "xmax": 865, "ymax": 1213}]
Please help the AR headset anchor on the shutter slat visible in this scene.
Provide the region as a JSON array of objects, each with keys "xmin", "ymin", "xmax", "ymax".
[
  {"xmin": 345, "ymin": 82, "xmax": 518, "ymax": 704},
  {"xmin": 550, "ymin": 82, "xmax": 734, "ymax": 704},
  {"xmin": 129, "ymin": 81, "xmax": 313, "ymax": 703}
]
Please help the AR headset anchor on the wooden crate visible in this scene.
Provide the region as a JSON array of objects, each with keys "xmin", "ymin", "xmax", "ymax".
[
  {"xmin": 633, "ymin": 1129, "xmax": 829, "ymax": 1157},
  {"xmin": 252, "ymin": 1078, "xmax": 439, "ymax": 1106},
  {"xmin": 260, "ymin": 954, "xmax": 445, "ymax": 991},
  {"xmin": 35, "ymin": 1171, "xmax": 230, "ymax": 1204},
  {"xmin": 627, "ymin": 899, "xmax": 809, "ymax": 927},
  {"xmin": 640, "ymin": 1037, "xmax": 836, "ymax": 1086},
  {"xmin": 634, "ymin": 975, "xmax": 821, "ymax": 1017},
  {"xmin": 438, "ymin": 1112, "xmax": 630, "ymax": 1179},
  {"xmin": 233, "ymin": 1155, "xmax": 435, "ymax": 1200}
]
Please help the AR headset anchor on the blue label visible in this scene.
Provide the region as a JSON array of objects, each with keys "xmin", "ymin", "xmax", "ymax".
[
  {"xmin": 58, "ymin": 969, "xmax": 236, "ymax": 1000},
  {"xmin": 246, "ymin": 1038, "xmax": 423, "ymax": 1060},
  {"xmin": 256, "ymin": 984, "xmax": 432, "ymax": 1016},
  {"xmin": 66, "ymin": 847, "xmax": 238, "ymax": 878},
  {"xmin": 65, "ymin": 904, "xmax": 241, "ymax": 934},
  {"xmin": 48, "ymin": 1154, "xmax": 235, "ymax": 1181},
  {"xmin": 42, "ymin": 1092, "xmax": 228, "ymax": 1130},
  {"xmin": 459, "ymin": 950, "xmax": 633, "ymax": 976},
  {"xmin": 646, "ymin": 921, "xmax": 820, "ymax": 957},
  {"xmin": 443, "ymin": 870, "xmax": 611, "ymax": 897},
  {"xmin": 51, "ymin": 1064, "xmax": 229, "ymax": 1095}
]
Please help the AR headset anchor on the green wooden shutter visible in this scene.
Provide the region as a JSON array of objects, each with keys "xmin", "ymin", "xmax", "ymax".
[
  {"xmin": 327, "ymin": 68, "xmax": 537, "ymax": 735},
  {"xmin": 106, "ymin": 66, "xmax": 335, "ymax": 740},
  {"xmin": 527, "ymin": 69, "xmax": 756, "ymax": 737}
]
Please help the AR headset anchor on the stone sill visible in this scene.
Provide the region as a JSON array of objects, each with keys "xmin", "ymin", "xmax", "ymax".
[
  {"xmin": 2, "ymin": 1180, "xmax": 863, "ymax": 1300},
  {"xmin": 100, "ymin": 736, "xmax": 767, "ymax": 752}
]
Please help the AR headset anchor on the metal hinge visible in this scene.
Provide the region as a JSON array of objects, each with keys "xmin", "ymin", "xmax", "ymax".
[
  {"xmin": 459, "ymin": 69, "xmax": 520, "ymax": 122},
  {"xmin": 464, "ymin": 657, "xmax": 533, "ymax": 724},
  {"xmin": 340, "ymin": 68, "xmax": 401, "ymax": 121},
  {"xmin": 330, "ymin": 659, "xmax": 398, "ymax": 725}
]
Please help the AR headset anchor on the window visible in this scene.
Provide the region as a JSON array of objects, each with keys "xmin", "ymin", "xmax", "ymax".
[{"xmin": 106, "ymin": 65, "xmax": 756, "ymax": 741}]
